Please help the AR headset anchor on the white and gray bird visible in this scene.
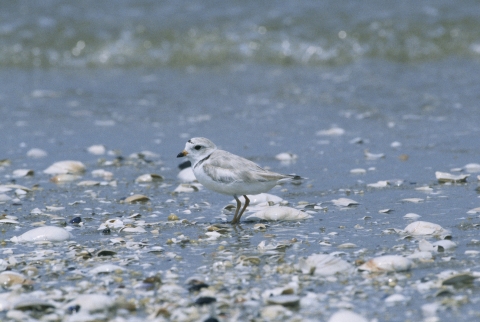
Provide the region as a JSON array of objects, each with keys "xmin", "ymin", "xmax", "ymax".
[{"xmin": 177, "ymin": 137, "xmax": 301, "ymax": 224}]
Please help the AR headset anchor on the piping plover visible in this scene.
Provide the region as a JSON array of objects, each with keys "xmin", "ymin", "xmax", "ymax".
[{"xmin": 177, "ymin": 137, "xmax": 301, "ymax": 224}]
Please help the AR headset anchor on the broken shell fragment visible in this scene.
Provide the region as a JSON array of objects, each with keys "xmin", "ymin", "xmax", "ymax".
[
  {"xmin": 332, "ymin": 198, "xmax": 359, "ymax": 207},
  {"xmin": 275, "ymin": 152, "xmax": 298, "ymax": 162},
  {"xmin": 328, "ymin": 310, "xmax": 368, "ymax": 322},
  {"xmin": 123, "ymin": 194, "xmax": 150, "ymax": 203},
  {"xmin": 135, "ymin": 173, "xmax": 164, "ymax": 183},
  {"xmin": 266, "ymin": 295, "xmax": 300, "ymax": 306},
  {"xmin": 0, "ymin": 271, "xmax": 34, "ymax": 287},
  {"xmin": 77, "ymin": 180, "xmax": 101, "ymax": 186},
  {"xmin": 435, "ymin": 171, "xmax": 469, "ymax": 183},
  {"xmin": 403, "ymin": 221, "xmax": 451, "ymax": 238},
  {"xmin": 173, "ymin": 183, "xmax": 200, "ymax": 193},
  {"xmin": 12, "ymin": 169, "xmax": 34, "ymax": 178},
  {"xmin": 465, "ymin": 163, "xmax": 480, "ymax": 173},
  {"xmin": 247, "ymin": 206, "xmax": 312, "ymax": 221},
  {"xmin": 43, "ymin": 160, "xmax": 86, "ymax": 175},
  {"xmin": 50, "ymin": 174, "xmax": 82, "ymax": 183},
  {"xmin": 63, "ymin": 294, "xmax": 115, "ymax": 313},
  {"xmin": 298, "ymin": 254, "xmax": 353, "ymax": 276},
  {"xmin": 358, "ymin": 255, "xmax": 412, "ymax": 272},
  {"xmin": 316, "ymin": 127, "xmax": 345, "ymax": 136},
  {"xmin": 89, "ymin": 264, "xmax": 125, "ymax": 275},
  {"xmin": 87, "ymin": 144, "xmax": 106, "ymax": 155},
  {"xmin": 441, "ymin": 272, "xmax": 475, "ymax": 286},
  {"xmin": 10, "ymin": 226, "xmax": 72, "ymax": 243},
  {"xmin": 26, "ymin": 148, "xmax": 48, "ymax": 158}
]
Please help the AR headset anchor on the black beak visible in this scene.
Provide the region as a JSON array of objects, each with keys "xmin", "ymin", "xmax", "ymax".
[{"xmin": 177, "ymin": 150, "xmax": 188, "ymax": 158}]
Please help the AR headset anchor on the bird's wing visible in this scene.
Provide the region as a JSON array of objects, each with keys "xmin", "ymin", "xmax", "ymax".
[{"xmin": 202, "ymin": 150, "xmax": 286, "ymax": 183}]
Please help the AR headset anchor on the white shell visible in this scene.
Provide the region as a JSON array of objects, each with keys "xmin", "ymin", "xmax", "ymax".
[
  {"xmin": 177, "ymin": 167, "xmax": 197, "ymax": 183},
  {"xmin": 173, "ymin": 183, "xmax": 200, "ymax": 193},
  {"xmin": 332, "ymin": 198, "xmax": 359, "ymax": 207},
  {"xmin": 63, "ymin": 294, "xmax": 115, "ymax": 313},
  {"xmin": 247, "ymin": 206, "xmax": 312, "ymax": 221},
  {"xmin": 26, "ymin": 148, "xmax": 48, "ymax": 158},
  {"xmin": 298, "ymin": 254, "xmax": 353, "ymax": 276},
  {"xmin": 89, "ymin": 264, "xmax": 125, "ymax": 275},
  {"xmin": 275, "ymin": 152, "xmax": 298, "ymax": 161},
  {"xmin": 44, "ymin": 160, "xmax": 86, "ymax": 175},
  {"xmin": 50, "ymin": 174, "xmax": 82, "ymax": 183},
  {"xmin": 10, "ymin": 226, "xmax": 72, "ymax": 243},
  {"xmin": 328, "ymin": 310, "xmax": 368, "ymax": 322},
  {"xmin": 98, "ymin": 219, "xmax": 124, "ymax": 230},
  {"xmin": 135, "ymin": 173, "xmax": 164, "ymax": 183},
  {"xmin": 87, "ymin": 144, "xmax": 106, "ymax": 155},
  {"xmin": 358, "ymin": 255, "xmax": 412, "ymax": 272},
  {"xmin": 350, "ymin": 168, "xmax": 366, "ymax": 175},
  {"xmin": 12, "ymin": 169, "xmax": 34, "ymax": 178},
  {"xmin": 77, "ymin": 180, "xmax": 100, "ymax": 186},
  {"xmin": 123, "ymin": 194, "xmax": 150, "ymax": 203},
  {"xmin": 316, "ymin": 127, "xmax": 345, "ymax": 136},
  {"xmin": 403, "ymin": 213, "xmax": 421, "ymax": 220},
  {"xmin": 404, "ymin": 221, "xmax": 450, "ymax": 237},
  {"xmin": 432, "ymin": 240, "xmax": 457, "ymax": 251},
  {"xmin": 464, "ymin": 163, "xmax": 480, "ymax": 173},
  {"xmin": 367, "ymin": 180, "xmax": 389, "ymax": 188},
  {"xmin": 91, "ymin": 169, "xmax": 114, "ymax": 180},
  {"xmin": 435, "ymin": 171, "xmax": 469, "ymax": 183},
  {"xmin": 266, "ymin": 295, "xmax": 300, "ymax": 306}
]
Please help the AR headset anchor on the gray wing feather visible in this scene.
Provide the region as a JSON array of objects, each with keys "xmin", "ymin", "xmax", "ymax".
[{"xmin": 203, "ymin": 150, "xmax": 288, "ymax": 183}]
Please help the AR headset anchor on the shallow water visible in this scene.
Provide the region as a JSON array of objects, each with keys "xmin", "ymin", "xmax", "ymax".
[{"xmin": 0, "ymin": 1, "xmax": 480, "ymax": 321}]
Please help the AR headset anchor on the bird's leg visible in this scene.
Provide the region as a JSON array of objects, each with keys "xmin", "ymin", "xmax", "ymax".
[
  {"xmin": 235, "ymin": 195, "xmax": 250, "ymax": 223},
  {"xmin": 232, "ymin": 195, "xmax": 242, "ymax": 224}
]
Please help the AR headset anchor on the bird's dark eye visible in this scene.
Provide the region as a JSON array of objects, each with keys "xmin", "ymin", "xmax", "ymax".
[{"xmin": 194, "ymin": 145, "xmax": 202, "ymax": 150}]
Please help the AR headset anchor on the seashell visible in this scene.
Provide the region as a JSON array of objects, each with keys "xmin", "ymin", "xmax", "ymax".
[
  {"xmin": 247, "ymin": 206, "xmax": 312, "ymax": 221},
  {"xmin": 0, "ymin": 184, "xmax": 31, "ymax": 192},
  {"xmin": 98, "ymin": 219, "xmax": 124, "ymax": 230},
  {"xmin": 298, "ymin": 254, "xmax": 353, "ymax": 276},
  {"xmin": 402, "ymin": 198, "xmax": 423, "ymax": 203},
  {"xmin": 328, "ymin": 310, "xmax": 368, "ymax": 322},
  {"xmin": 435, "ymin": 171, "xmax": 469, "ymax": 183},
  {"xmin": 440, "ymin": 272, "xmax": 475, "ymax": 286},
  {"xmin": 432, "ymin": 240, "xmax": 457, "ymax": 251},
  {"xmin": 358, "ymin": 255, "xmax": 412, "ymax": 272},
  {"xmin": 254, "ymin": 223, "xmax": 267, "ymax": 231},
  {"xmin": 0, "ymin": 219, "xmax": 20, "ymax": 224},
  {"xmin": 91, "ymin": 169, "xmax": 114, "ymax": 180},
  {"xmin": 135, "ymin": 173, "xmax": 164, "ymax": 183},
  {"xmin": 364, "ymin": 150, "xmax": 385, "ymax": 160},
  {"xmin": 415, "ymin": 186, "xmax": 433, "ymax": 192},
  {"xmin": 168, "ymin": 214, "xmax": 179, "ymax": 221},
  {"xmin": 465, "ymin": 163, "xmax": 480, "ymax": 173},
  {"xmin": 275, "ymin": 152, "xmax": 298, "ymax": 161},
  {"xmin": 257, "ymin": 240, "xmax": 291, "ymax": 251},
  {"xmin": 403, "ymin": 213, "xmax": 421, "ymax": 220},
  {"xmin": 173, "ymin": 183, "xmax": 200, "ymax": 193},
  {"xmin": 63, "ymin": 294, "xmax": 115, "ymax": 313},
  {"xmin": 404, "ymin": 221, "xmax": 450, "ymax": 237},
  {"xmin": 466, "ymin": 207, "xmax": 480, "ymax": 214},
  {"xmin": 266, "ymin": 295, "xmax": 300, "ymax": 306},
  {"xmin": 367, "ymin": 180, "xmax": 389, "ymax": 188},
  {"xmin": 316, "ymin": 127, "xmax": 345, "ymax": 136},
  {"xmin": 26, "ymin": 148, "xmax": 48, "ymax": 158},
  {"xmin": 384, "ymin": 294, "xmax": 408, "ymax": 303},
  {"xmin": 261, "ymin": 305, "xmax": 290, "ymax": 320},
  {"xmin": 10, "ymin": 226, "xmax": 72, "ymax": 243},
  {"xmin": 97, "ymin": 249, "xmax": 117, "ymax": 257},
  {"xmin": 87, "ymin": 144, "xmax": 106, "ymax": 155},
  {"xmin": 120, "ymin": 226, "xmax": 146, "ymax": 233},
  {"xmin": 0, "ymin": 271, "xmax": 34, "ymax": 287},
  {"xmin": 407, "ymin": 251, "xmax": 433, "ymax": 260},
  {"xmin": 378, "ymin": 209, "xmax": 393, "ymax": 214},
  {"xmin": 350, "ymin": 168, "xmax": 366, "ymax": 175},
  {"xmin": 332, "ymin": 198, "xmax": 359, "ymax": 207},
  {"xmin": 45, "ymin": 206, "xmax": 64, "ymax": 211},
  {"xmin": 338, "ymin": 243, "xmax": 357, "ymax": 248},
  {"xmin": 0, "ymin": 194, "xmax": 11, "ymax": 202},
  {"xmin": 177, "ymin": 167, "xmax": 196, "ymax": 183},
  {"xmin": 43, "ymin": 160, "xmax": 86, "ymax": 175},
  {"xmin": 123, "ymin": 194, "xmax": 150, "ymax": 203},
  {"xmin": 12, "ymin": 169, "xmax": 34, "ymax": 178},
  {"xmin": 50, "ymin": 174, "xmax": 82, "ymax": 183},
  {"xmin": 89, "ymin": 264, "xmax": 125, "ymax": 275},
  {"xmin": 77, "ymin": 180, "xmax": 100, "ymax": 186},
  {"xmin": 11, "ymin": 296, "xmax": 55, "ymax": 310}
]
